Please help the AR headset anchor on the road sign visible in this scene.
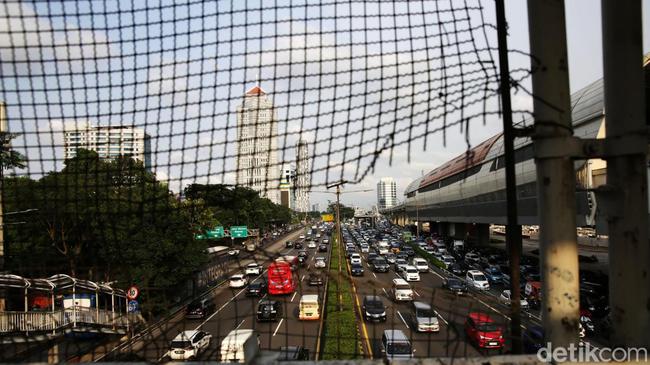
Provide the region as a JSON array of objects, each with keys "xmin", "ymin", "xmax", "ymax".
[
  {"xmin": 126, "ymin": 286, "xmax": 139, "ymax": 300},
  {"xmin": 230, "ymin": 226, "xmax": 248, "ymax": 238},
  {"xmin": 127, "ymin": 300, "xmax": 139, "ymax": 313},
  {"xmin": 194, "ymin": 233, "xmax": 206, "ymax": 240},
  {"xmin": 206, "ymin": 226, "xmax": 225, "ymax": 239}
]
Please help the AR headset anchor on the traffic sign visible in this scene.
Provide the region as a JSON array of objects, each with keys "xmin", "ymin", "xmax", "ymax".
[
  {"xmin": 127, "ymin": 300, "xmax": 139, "ymax": 313},
  {"xmin": 126, "ymin": 286, "xmax": 139, "ymax": 300},
  {"xmin": 206, "ymin": 226, "xmax": 225, "ymax": 239},
  {"xmin": 230, "ymin": 226, "xmax": 248, "ymax": 238}
]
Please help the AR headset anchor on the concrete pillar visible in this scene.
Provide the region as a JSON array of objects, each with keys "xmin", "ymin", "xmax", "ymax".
[
  {"xmin": 477, "ymin": 223, "xmax": 490, "ymax": 246},
  {"xmin": 438, "ymin": 222, "xmax": 450, "ymax": 237},
  {"xmin": 452, "ymin": 223, "xmax": 467, "ymax": 239}
]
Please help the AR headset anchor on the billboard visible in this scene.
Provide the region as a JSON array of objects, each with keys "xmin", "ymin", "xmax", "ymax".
[{"xmin": 321, "ymin": 214, "xmax": 334, "ymax": 222}]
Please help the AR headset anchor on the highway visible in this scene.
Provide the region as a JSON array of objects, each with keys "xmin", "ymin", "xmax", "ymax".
[
  {"xmin": 343, "ymin": 226, "xmax": 544, "ymax": 359},
  {"xmin": 108, "ymin": 227, "xmax": 330, "ymax": 361}
]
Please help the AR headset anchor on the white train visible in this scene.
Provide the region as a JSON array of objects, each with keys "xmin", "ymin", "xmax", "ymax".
[{"xmin": 399, "ymin": 78, "xmax": 607, "ymax": 227}]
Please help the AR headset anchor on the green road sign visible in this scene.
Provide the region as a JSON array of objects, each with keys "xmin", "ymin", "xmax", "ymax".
[
  {"xmin": 194, "ymin": 234, "xmax": 206, "ymax": 240},
  {"xmin": 206, "ymin": 226, "xmax": 225, "ymax": 239},
  {"xmin": 230, "ymin": 226, "xmax": 248, "ymax": 238}
]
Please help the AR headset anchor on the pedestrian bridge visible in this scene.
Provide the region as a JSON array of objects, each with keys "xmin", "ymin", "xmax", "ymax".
[{"xmin": 0, "ymin": 274, "xmax": 138, "ymax": 337}]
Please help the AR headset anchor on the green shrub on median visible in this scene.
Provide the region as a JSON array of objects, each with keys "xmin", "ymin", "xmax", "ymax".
[
  {"xmin": 407, "ymin": 240, "xmax": 447, "ymax": 270},
  {"xmin": 321, "ymin": 234, "xmax": 361, "ymax": 360}
]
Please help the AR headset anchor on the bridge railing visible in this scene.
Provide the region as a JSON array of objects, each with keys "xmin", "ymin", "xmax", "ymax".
[{"xmin": 0, "ymin": 307, "xmax": 134, "ymax": 334}]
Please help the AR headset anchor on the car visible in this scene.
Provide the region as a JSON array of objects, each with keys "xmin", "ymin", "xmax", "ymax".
[
  {"xmin": 390, "ymin": 278, "xmax": 414, "ymax": 302},
  {"xmin": 350, "ymin": 263, "xmax": 364, "ymax": 276},
  {"xmin": 396, "ymin": 252, "xmax": 409, "ymax": 261},
  {"xmin": 298, "ymin": 249, "xmax": 308, "ymax": 258},
  {"xmin": 522, "ymin": 325, "xmax": 545, "ymax": 354},
  {"xmin": 465, "ymin": 251, "xmax": 480, "ymax": 264},
  {"xmin": 246, "ymin": 280, "xmax": 267, "ymax": 297},
  {"xmin": 169, "ymin": 330, "xmax": 212, "ymax": 360},
  {"xmin": 185, "ymin": 298, "xmax": 215, "ymax": 319},
  {"xmin": 448, "ymin": 262, "xmax": 467, "ymax": 276},
  {"xmin": 228, "ymin": 249, "xmax": 240, "ymax": 256},
  {"xmin": 484, "ymin": 266, "xmax": 504, "ymax": 284},
  {"xmin": 257, "ymin": 299, "xmax": 283, "ymax": 322},
  {"xmin": 245, "ymin": 263, "xmax": 262, "ymax": 276},
  {"xmin": 499, "ymin": 290, "xmax": 529, "ymax": 309},
  {"xmin": 299, "ymin": 234, "xmax": 306, "ymax": 239},
  {"xmin": 394, "ymin": 258, "xmax": 409, "ymax": 273},
  {"xmin": 370, "ymin": 258, "xmax": 390, "ymax": 273},
  {"xmin": 384, "ymin": 253, "xmax": 397, "ymax": 264},
  {"xmin": 229, "ymin": 274, "xmax": 248, "ymax": 288},
  {"xmin": 314, "ymin": 257, "xmax": 327, "ymax": 269},
  {"xmin": 412, "ymin": 258, "xmax": 429, "ymax": 272},
  {"xmin": 464, "ymin": 312, "xmax": 504, "ymax": 349},
  {"xmin": 403, "ymin": 266, "xmax": 420, "ymax": 281},
  {"xmin": 443, "ymin": 277, "xmax": 468, "ymax": 295},
  {"xmin": 277, "ymin": 346, "xmax": 310, "ymax": 361},
  {"xmin": 308, "ymin": 241, "xmax": 317, "ymax": 249},
  {"xmin": 308, "ymin": 272, "xmax": 324, "ymax": 286},
  {"xmin": 285, "ymin": 241, "xmax": 294, "ymax": 248},
  {"xmin": 294, "ymin": 242, "xmax": 303, "ymax": 249},
  {"xmin": 367, "ymin": 253, "xmax": 379, "ymax": 262},
  {"xmin": 466, "ymin": 270, "xmax": 490, "ymax": 290},
  {"xmin": 362, "ymin": 295, "xmax": 386, "ymax": 322},
  {"xmin": 322, "ymin": 238, "xmax": 330, "ymax": 244},
  {"xmin": 412, "ymin": 301, "xmax": 440, "ymax": 333},
  {"xmin": 424, "ymin": 246, "xmax": 435, "ymax": 254},
  {"xmin": 441, "ymin": 255, "xmax": 455, "ymax": 268},
  {"xmin": 298, "ymin": 255, "xmax": 307, "ymax": 266},
  {"xmin": 350, "ymin": 253, "xmax": 362, "ymax": 265},
  {"xmin": 402, "ymin": 247, "xmax": 415, "ymax": 257},
  {"xmin": 318, "ymin": 244, "xmax": 328, "ymax": 252},
  {"xmin": 360, "ymin": 244, "xmax": 369, "ymax": 253},
  {"xmin": 381, "ymin": 329, "xmax": 414, "ymax": 360}
]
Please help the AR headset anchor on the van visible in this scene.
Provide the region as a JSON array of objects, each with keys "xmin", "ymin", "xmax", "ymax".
[
  {"xmin": 298, "ymin": 294, "xmax": 320, "ymax": 320},
  {"xmin": 220, "ymin": 329, "xmax": 260, "ymax": 364},
  {"xmin": 390, "ymin": 278, "xmax": 414, "ymax": 302},
  {"xmin": 381, "ymin": 329, "xmax": 414, "ymax": 360}
]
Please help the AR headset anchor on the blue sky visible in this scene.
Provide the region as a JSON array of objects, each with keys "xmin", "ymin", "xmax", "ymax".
[{"xmin": 1, "ymin": 0, "xmax": 648, "ymax": 209}]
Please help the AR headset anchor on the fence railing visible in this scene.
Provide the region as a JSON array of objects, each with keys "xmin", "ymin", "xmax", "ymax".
[{"xmin": 0, "ymin": 307, "xmax": 134, "ymax": 334}]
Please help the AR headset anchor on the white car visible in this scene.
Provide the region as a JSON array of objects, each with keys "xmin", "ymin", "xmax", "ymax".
[
  {"xmin": 308, "ymin": 241, "xmax": 317, "ymax": 249},
  {"xmin": 299, "ymin": 234, "xmax": 306, "ymax": 239},
  {"xmin": 441, "ymin": 255, "xmax": 455, "ymax": 268},
  {"xmin": 350, "ymin": 253, "xmax": 362, "ymax": 265},
  {"xmin": 323, "ymin": 238, "xmax": 330, "ymax": 244},
  {"xmin": 465, "ymin": 252, "xmax": 480, "ymax": 263},
  {"xmin": 228, "ymin": 249, "xmax": 240, "ymax": 256},
  {"xmin": 229, "ymin": 274, "xmax": 248, "ymax": 288},
  {"xmin": 499, "ymin": 290, "xmax": 529, "ymax": 308},
  {"xmin": 412, "ymin": 258, "xmax": 429, "ymax": 273},
  {"xmin": 390, "ymin": 278, "xmax": 414, "ymax": 302},
  {"xmin": 245, "ymin": 263, "xmax": 261, "ymax": 276},
  {"xmin": 403, "ymin": 266, "xmax": 421, "ymax": 281},
  {"xmin": 360, "ymin": 244, "xmax": 369, "ymax": 253},
  {"xmin": 169, "ymin": 330, "xmax": 212, "ymax": 361},
  {"xmin": 466, "ymin": 270, "xmax": 490, "ymax": 290},
  {"xmin": 314, "ymin": 257, "xmax": 327, "ymax": 268}
]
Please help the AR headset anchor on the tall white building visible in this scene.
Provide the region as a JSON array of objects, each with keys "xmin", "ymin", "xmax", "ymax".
[
  {"xmin": 63, "ymin": 123, "xmax": 151, "ymax": 169},
  {"xmin": 235, "ymin": 85, "xmax": 280, "ymax": 204},
  {"xmin": 294, "ymin": 139, "xmax": 311, "ymax": 212},
  {"xmin": 377, "ymin": 177, "xmax": 397, "ymax": 210}
]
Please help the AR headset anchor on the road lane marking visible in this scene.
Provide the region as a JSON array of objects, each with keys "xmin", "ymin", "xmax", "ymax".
[
  {"xmin": 235, "ymin": 319, "xmax": 246, "ymax": 329},
  {"xmin": 434, "ymin": 310, "xmax": 448, "ymax": 325},
  {"xmin": 397, "ymin": 310, "xmax": 409, "ymax": 329},
  {"xmin": 429, "ymin": 266, "xmax": 446, "ymax": 280},
  {"xmin": 382, "ymin": 288, "xmax": 389, "ymax": 298},
  {"xmin": 413, "ymin": 289, "xmax": 420, "ymax": 297},
  {"xmin": 290, "ymin": 292, "xmax": 298, "ymax": 302},
  {"xmin": 300, "ymin": 275, "xmax": 305, "ymax": 281},
  {"xmin": 372, "ymin": 272, "xmax": 377, "ymax": 279},
  {"xmin": 272, "ymin": 318, "xmax": 285, "ymax": 336}
]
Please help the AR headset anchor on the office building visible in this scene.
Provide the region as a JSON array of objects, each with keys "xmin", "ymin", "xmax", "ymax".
[
  {"xmin": 63, "ymin": 123, "xmax": 151, "ymax": 169},
  {"xmin": 294, "ymin": 139, "xmax": 311, "ymax": 212},
  {"xmin": 280, "ymin": 165, "xmax": 296, "ymax": 209},
  {"xmin": 377, "ymin": 177, "xmax": 397, "ymax": 210},
  {"xmin": 235, "ymin": 85, "xmax": 280, "ymax": 204}
]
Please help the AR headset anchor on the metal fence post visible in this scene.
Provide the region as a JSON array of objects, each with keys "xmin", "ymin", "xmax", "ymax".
[
  {"xmin": 527, "ymin": 0, "xmax": 580, "ymax": 346},
  {"xmin": 601, "ymin": 0, "xmax": 650, "ymax": 347}
]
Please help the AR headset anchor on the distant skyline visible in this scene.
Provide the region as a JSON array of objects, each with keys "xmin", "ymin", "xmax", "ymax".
[{"xmin": 0, "ymin": 1, "xmax": 648, "ymax": 210}]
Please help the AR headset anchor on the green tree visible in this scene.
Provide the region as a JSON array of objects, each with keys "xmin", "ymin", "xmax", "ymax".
[{"xmin": 327, "ymin": 202, "xmax": 355, "ymax": 220}]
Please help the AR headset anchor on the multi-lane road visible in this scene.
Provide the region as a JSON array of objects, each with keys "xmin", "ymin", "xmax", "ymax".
[{"xmin": 106, "ymin": 228, "xmax": 331, "ymax": 362}]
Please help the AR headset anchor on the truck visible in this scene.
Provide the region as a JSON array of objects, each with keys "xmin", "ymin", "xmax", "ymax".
[{"xmin": 220, "ymin": 329, "xmax": 260, "ymax": 364}]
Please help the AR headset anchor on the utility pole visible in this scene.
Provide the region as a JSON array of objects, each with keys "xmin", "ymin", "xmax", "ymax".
[
  {"xmin": 527, "ymin": 0, "xmax": 580, "ymax": 347},
  {"xmin": 601, "ymin": 0, "xmax": 650, "ymax": 347},
  {"xmin": 495, "ymin": 0, "xmax": 523, "ymax": 353},
  {"xmin": 0, "ymin": 102, "xmax": 6, "ymax": 312}
]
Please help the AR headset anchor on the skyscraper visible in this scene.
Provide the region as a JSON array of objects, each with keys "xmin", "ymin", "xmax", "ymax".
[
  {"xmin": 280, "ymin": 165, "xmax": 296, "ymax": 209},
  {"xmin": 235, "ymin": 85, "xmax": 280, "ymax": 204},
  {"xmin": 63, "ymin": 123, "xmax": 151, "ymax": 169},
  {"xmin": 294, "ymin": 139, "xmax": 311, "ymax": 212},
  {"xmin": 377, "ymin": 177, "xmax": 397, "ymax": 209}
]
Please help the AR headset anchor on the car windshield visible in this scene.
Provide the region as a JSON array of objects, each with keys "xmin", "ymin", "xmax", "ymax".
[
  {"xmin": 366, "ymin": 300, "xmax": 383, "ymax": 310},
  {"xmin": 474, "ymin": 274, "xmax": 487, "ymax": 281},
  {"xmin": 171, "ymin": 340, "xmax": 191, "ymax": 348},
  {"xmin": 448, "ymin": 278, "xmax": 462, "ymax": 286},
  {"xmin": 352, "ymin": 264, "xmax": 362, "ymax": 269},
  {"xmin": 247, "ymin": 264, "xmax": 257, "ymax": 268},
  {"xmin": 187, "ymin": 302, "xmax": 202, "ymax": 310},
  {"xmin": 396, "ymin": 284, "xmax": 411, "ymax": 290},
  {"xmin": 387, "ymin": 342, "xmax": 412, "ymax": 354},
  {"xmin": 477, "ymin": 323, "xmax": 500, "ymax": 332},
  {"xmin": 374, "ymin": 259, "xmax": 387, "ymax": 265},
  {"xmin": 416, "ymin": 309, "xmax": 436, "ymax": 318},
  {"xmin": 249, "ymin": 282, "xmax": 261, "ymax": 288},
  {"xmin": 406, "ymin": 268, "xmax": 417, "ymax": 273}
]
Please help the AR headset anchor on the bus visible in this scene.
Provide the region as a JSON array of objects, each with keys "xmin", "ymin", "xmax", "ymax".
[{"xmin": 268, "ymin": 261, "xmax": 297, "ymax": 295}]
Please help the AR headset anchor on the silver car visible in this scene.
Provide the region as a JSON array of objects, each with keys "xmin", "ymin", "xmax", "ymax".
[{"xmin": 412, "ymin": 301, "xmax": 440, "ymax": 332}]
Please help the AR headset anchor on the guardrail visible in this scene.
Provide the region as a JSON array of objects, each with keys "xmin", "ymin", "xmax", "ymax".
[{"xmin": 0, "ymin": 308, "xmax": 134, "ymax": 334}]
